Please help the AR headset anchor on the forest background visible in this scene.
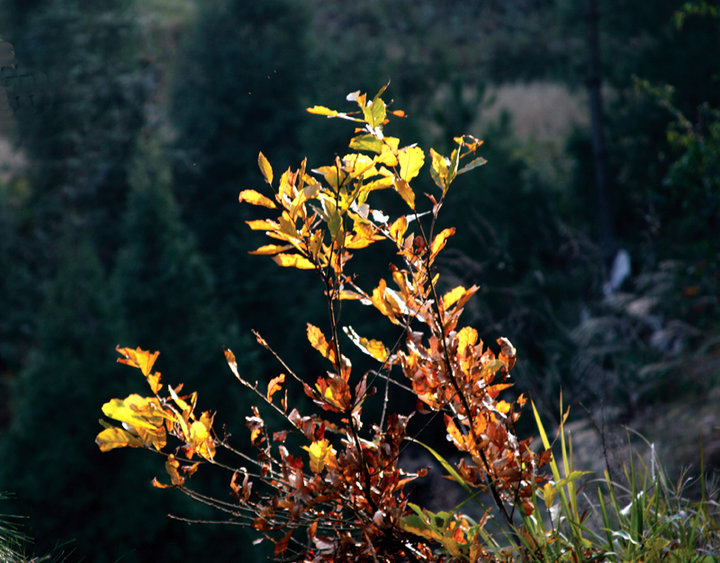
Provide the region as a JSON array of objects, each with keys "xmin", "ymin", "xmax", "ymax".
[{"xmin": 0, "ymin": 0, "xmax": 718, "ymax": 560}]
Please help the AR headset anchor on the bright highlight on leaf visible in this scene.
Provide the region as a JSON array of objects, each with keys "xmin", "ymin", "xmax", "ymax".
[{"xmin": 302, "ymin": 439, "xmax": 337, "ymax": 474}]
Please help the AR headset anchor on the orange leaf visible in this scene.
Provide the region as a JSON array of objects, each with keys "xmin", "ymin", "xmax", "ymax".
[
  {"xmin": 116, "ymin": 346, "xmax": 159, "ymax": 377},
  {"xmin": 267, "ymin": 373, "xmax": 285, "ymax": 403},
  {"xmin": 164, "ymin": 454, "xmax": 185, "ymax": 486},
  {"xmin": 146, "ymin": 371, "xmax": 162, "ymax": 394},
  {"xmin": 306, "ymin": 324, "xmax": 336, "ymax": 363}
]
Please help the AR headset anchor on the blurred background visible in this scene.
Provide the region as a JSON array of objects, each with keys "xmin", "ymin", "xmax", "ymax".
[{"xmin": 0, "ymin": 0, "xmax": 718, "ymax": 560}]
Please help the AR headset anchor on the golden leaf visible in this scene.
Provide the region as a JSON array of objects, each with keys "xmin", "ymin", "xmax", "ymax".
[
  {"xmin": 343, "ymin": 326, "xmax": 388, "ymax": 363},
  {"xmin": 257, "ymin": 152, "xmax": 273, "ymax": 186},
  {"xmin": 393, "ymin": 177, "xmax": 415, "ymax": 209},
  {"xmin": 442, "ymin": 286, "xmax": 467, "ymax": 310},
  {"xmin": 249, "ymin": 244, "xmax": 293, "ymax": 256},
  {"xmin": 272, "ymin": 253, "xmax": 315, "ymax": 270},
  {"xmin": 189, "ymin": 417, "xmax": 215, "ymax": 460},
  {"xmin": 116, "ymin": 346, "xmax": 159, "ymax": 377},
  {"xmin": 306, "ymin": 105, "xmax": 338, "ymax": 117},
  {"xmin": 146, "ymin": 371, "xmax": 162, "ymax": 394},
  {"xmin": 457, "ymin": 326, "xmax": 478, "ymax": 355},
  {"xmin": 306, "ymin": 324, "xmax": 336, "ymax": 363},
  {"xmin": 245, "ymin": 219, "xmax": 279, "ymax": 231},
  {"xmin": 238, "ymin": 189, "xmax": 277, "ymax": 209},
  {"xmin": 302, "ymin": 439, "xmax": 337, "ymax": 474},
  {"xmin": 389, "ymin": 216, "xmax": 408, "ymax": 244},
  {"xmin": 429, "ymin": 227, "xmax": 455, "ymax": 261},
  {"xmin": 95, "ymin": 427, "xmax": 144, "ymax": 452}
]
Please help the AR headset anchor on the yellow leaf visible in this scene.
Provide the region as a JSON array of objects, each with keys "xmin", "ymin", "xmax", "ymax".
[
  {"xmin": 249, "ymin": 244, "xmax": 293, "ymax": 255},
  {"xmin": 429, "ymin": 227, "xmax": 455, "ymax": 261},
  {"xmin": 398, "ymin": 145, "xmax": 425, "ymax": 181},
  {"xmin": 272, "ymin": 253, "xmax": 315, "ymax": 269},
  {"xmin": 101, "ymin": 394, "xmax": 169, "ymax": 431},
  {"xmin": 457, "ymin": 327, "xmax": 478, "ymax": 355},
  {"xmin": 442, "ymin": 286, "xmax": 467, "ymax": 310},
  {"xmin": 429, "ymin": 148, "xmax": 450, "ymax": 192},
  {"xmin": 95, "ymin": 427, "xmax": 144, "ymax": 452},
  {"xmin": 306, "ymin": 105, "xmax": 338, "ymax": 117},
  {"xmin": 343, "ymin": 326, "xmax": 388, "ymax": 363},
  {"xmin": 189, "ymin": 418, "xmax": 215, "ymax": 460},
  {"xmin": 116, "ymin": 346, "xmax": 159, "ymax": 377},
  {"xmin": 257, "ymin": 152, "xmax": 273, "ymax": 185},
  {"xmin": 238, "ymin": 189, "xmax": 277, "ymax": 209},
  {"xmin": 146, "ymin": 372, "xmax": 162, "ymax": 394},
  {"xmin": 393, "ymin": 178, "xmax": 415, "ymax": 209},
  {"xmin": 302, "ymin": 439, "xmax": 337, "ymax": 474},
  {"xmin": 245, "ymin": 219, "xmax": 279, "ymax": 230},
  {"xmin": 389, "ymin": 216, "xmax": 408, "ymax": 244}
]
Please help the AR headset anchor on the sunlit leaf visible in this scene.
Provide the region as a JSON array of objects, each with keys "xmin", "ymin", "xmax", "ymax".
[
  {"xmin": 389, "ymin": 216, "xmax": 408, "ymax": 244},
  {"xmin": 306, "ymin": 105, "xmax": 338, "ymax": 117},
  {"xmin": 189, "ymin": 415, "xmax": 215, "ymax": 460},
  {"xmin": 267, "ymin": 373, "xmax": 285, "ymax": 403},
  {"xmin": 398, "ymin": 146, "xmax": 425, "ymax": 181},
  {"xmin": 95, "ymin": 427, "xmax": 144, "ymax": 452},
  {"xmin": 442, "ymin": 286, "xmax": 467, "ymax": 310},
  {"xmin": 349, "ymin": 133, "xmax": 383, "ymax": 154},
  {"xmin": 146, "ymin": 372, "xmax": 162, "ymax": 394},
  {"xmin": 393, "ymin": 178, "xmax": 415, "ymax": 209},
  {"xmin": 343, "ymin": 326, "xmax": 388, "ymax": 363},
  {"xmin": 302, "ymin": 439, "xmax": 337, "ymax": 474},
  {"xmin": 116, "ymin": 346, "xmax": 159, "ymax": 377},
  {"xmin": 238, "ymin": 189, "xmax": 277, "ymax": 209},
  {"xmin": 272, "ymin": 253, "xmax": 315, "ymax": 269},
  {"xmin": 429, "ymin": 227, "xmax": 455, "ymax": 261},
  {"xmin": 306, "ymin": 324, "xmax": 336, "ymax": 363},
  {"xmin": 429, "ymin": 148, "xmax": 450, "ymax": 192},
  {"xmin": 257, "ymin": 152, "xmax": 273, "ymax": 185},
  {"xmin": 245, "ymin": 219, "xmax": 279, "ymax": 231},
  {"xmin": 249, "ymin": 244, "xmax": 293, "ymax": 256},
  {"xmin": 362, "ymin": 97, "xmax": 386, "ymax": 129},
  {"xmin": 457, "ymin": 326, "xmax": 479, "ymax": 355}
]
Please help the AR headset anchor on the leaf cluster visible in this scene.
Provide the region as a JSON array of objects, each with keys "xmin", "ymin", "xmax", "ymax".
[{"xmin": 97, "ymin": 85, "xmax": 549, "ymax": 561}]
